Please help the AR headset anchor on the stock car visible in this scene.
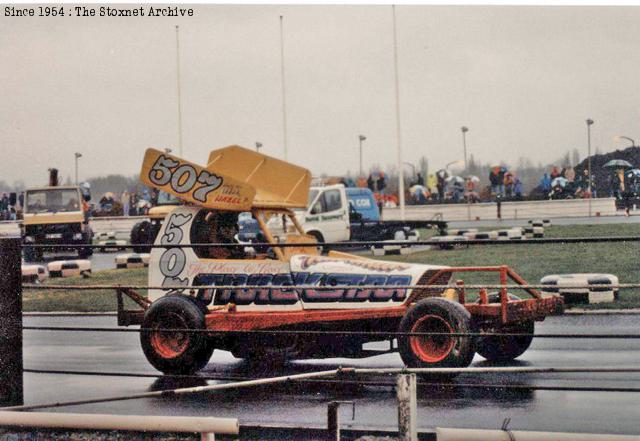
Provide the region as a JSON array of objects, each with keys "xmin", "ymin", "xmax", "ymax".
[{"xmin": 117, "ymin": 146, "xmax": 563, "ymax": 375}]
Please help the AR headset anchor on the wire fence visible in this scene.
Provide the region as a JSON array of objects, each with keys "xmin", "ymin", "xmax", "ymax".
[
  {"xmin": 11, "ymin": 234, "xmax": 640, "ymax": 434},
  {"xmin": 19, "ymin": 235, "xmax": 640, "ymax": 249}
]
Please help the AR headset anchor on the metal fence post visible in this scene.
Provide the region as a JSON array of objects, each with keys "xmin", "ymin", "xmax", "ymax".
[
  {"xmin": 397, "ymin": 373, "xmax": 417, "ymax": 441},
  {"xmin": 327, "ymin": 401, "xmax": 341, "ymax": 441},
  {"xmin": 0, "ymin": 235, "xmax": 23, "ymax": 406}
]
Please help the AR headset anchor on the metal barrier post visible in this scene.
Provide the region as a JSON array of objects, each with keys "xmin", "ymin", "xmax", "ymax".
[
  {"xmin": 397, "ymin": 373, "xmax": 417, "ymax": 441},
  {"xmin": 327, "ymin": 401, "xmax": 341, "ymax": 441},
  {"xmin": 327, "ymin": 400, "xmax": 354, "ymax": 441},
  {"xmin": 0, "ymin": 236, "xmax": 23, "ymax": 406}
]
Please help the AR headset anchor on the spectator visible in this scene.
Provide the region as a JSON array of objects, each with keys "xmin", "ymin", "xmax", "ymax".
[
  {"xmin": 550, "ymin": 166, "xmax": 560, "ymax": 180},
  {"xmin": 514, "ymin": 176, "xmax": 523, "ymax": 200},
  {"xmin": 540, "ymin": 173, "xmax": 551, "ymax": 192},
  {"xmin": 503, "ymin": 172, "xmax": 514, "ymax": 198},
  {"xmin": 356, "ymin": 176, "xmax": 367, "ymax": 188},
  {"xmin": 451, "ymin": 179, "xmax": 464, "ymax": 202},
  {"xmin": 489, "ymin": 167, "xmax": 502, "ymax": 196},
  {"xmin": 377, "ymin": 172, "xmax": 387, "ymax": 195},
  {"xmin": 367, "ymin": 174, "xmax": 376, "ymax": 192},
  {"xmin": 464, "ymin": 178, "xmax": 478, "ymax": 203},
  {"xmin": 416, "ymin": 172, "xmax": 424, "ymax": 186},
  {"xmin": 614, "ymin": 169, "xmax": 632, "ymax": 216},
  {"xmin": 121, "ymin": 190, "xmax": 130, "ymax": 216},
  {"xmin": 427, "ymin": 174, "xmax": 437, "ymax": 198},
  {"xmin": 565, "ymin": 166, "xmax": 575, "ymax": 183},
  {"xmin": 436, "ymin": 170, "xmax": 448, "ymax": 203},
  {"xmin": 0, "ymin": 193, "xmax": 8, "ymax": 220}
]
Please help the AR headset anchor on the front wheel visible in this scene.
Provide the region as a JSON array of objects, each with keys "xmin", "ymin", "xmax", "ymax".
[
  {"xmin": 398, "ymin": 298, "xmax": 475, "ymax": 372},
  {"xmin": 140, "ymin": 295, "xmax": 213, "ymax": 374},
  {"xmin": 131, "ymin": 220, "xmax": 154, "ymax": 253}
]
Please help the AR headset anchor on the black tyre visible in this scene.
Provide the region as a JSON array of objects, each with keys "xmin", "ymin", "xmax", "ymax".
[
  {"xmin": 78, "ymin": 234, "xmax": 93, "ymax": 258},
  {"xmin": 476, "ymin": 320, "xmax": 534, "ymax": 362},
  {"xmin": 23, "ymin": 245, "xmax": 43, "ymax": 262},
  {"xmin": 131, "ymin": 220, "xmax": 154, "ymax": 253},
  {"xmin": 140, "ymin": 295, "xmax": 213, "ymax": 374},
  {"xmin": 398, "ymin": 297, "xmax": 475, "ymax": 370},
  {"xmin": 475, "ymin": 294, "xmax": 534, "ymax": 362}
]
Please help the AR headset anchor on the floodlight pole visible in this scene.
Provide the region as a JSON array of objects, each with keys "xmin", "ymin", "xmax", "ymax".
[
  {"xmin": 358, "ymin": 135, "xmax": 366, "ymax": 176},
  {"xmin": 255, "ymin": 142, "xmax": 262, "ymax": 153},
  {"xmin": 586, "ymin": 118, "xmax": 594, "ymax": 217},
  {"xmin": 392, "ymin": 5, "xmax": 405, "ymax": 220},
  {"xmin": 461, "ymin": 126, "xmax": 469, "ymax": 172},
  {"xmin": 279, "ymin": 15, "xmax": 289, "ymax": 161},
  {"xmin": 176, "ymin": 25, "xmax": 184, "ymax": 157},
  {"xmin": 74, "ymin": 153, "xmax": 82, "ymax": 185}
]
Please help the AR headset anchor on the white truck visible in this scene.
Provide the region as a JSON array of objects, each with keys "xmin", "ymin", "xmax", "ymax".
[{"xmin": 268, "ymin": 184, "xmax": 447, "ymax": 245}]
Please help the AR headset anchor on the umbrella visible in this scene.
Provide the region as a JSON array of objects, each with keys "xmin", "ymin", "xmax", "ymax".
[
  {"xmin": 466, "ymin": 175, "xmax": 480, "ymax": 183},
  {"xmin": 551, "ymin": 177, "xmax": 568, "ymax": 188},
  {"xmin": 446, "ymin": 175, "xmax": 464, "ymax": 184},
  {"xmin": 627, "ymin": 169, "xmax": 640, "ymax": 178},
  {"xmin": 603, "ymin": 159, "xmax": 633, "ymax": 169}
]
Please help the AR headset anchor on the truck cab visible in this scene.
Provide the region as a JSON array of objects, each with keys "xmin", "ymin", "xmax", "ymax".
[{"xmin": 22, "ymin": 185, "xmax": 93, "ymax": 261}]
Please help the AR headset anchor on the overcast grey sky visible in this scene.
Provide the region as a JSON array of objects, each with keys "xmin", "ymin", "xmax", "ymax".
[{"xmin": 2, "ymin": 4, "xmax": 640, "ymax": 186}]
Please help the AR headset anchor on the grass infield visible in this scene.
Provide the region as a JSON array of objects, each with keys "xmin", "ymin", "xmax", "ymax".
[{"xmin": 23, "ymin": 222, "xmax": 639, "ymax": 312}]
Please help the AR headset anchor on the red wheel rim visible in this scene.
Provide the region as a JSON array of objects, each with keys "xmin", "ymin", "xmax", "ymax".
[
  {"xmin": 150, "ymin": 313, "xmax": 190, "ymax": 359},
  {"xmin": 410, "ymin": 314, "xmax": 455, "ymax": 363}
]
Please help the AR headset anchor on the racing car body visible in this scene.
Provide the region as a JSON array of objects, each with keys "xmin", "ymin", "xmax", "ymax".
[{"xmin": 119, "ymin": 146, "xmax": 563, "ymax": 375}]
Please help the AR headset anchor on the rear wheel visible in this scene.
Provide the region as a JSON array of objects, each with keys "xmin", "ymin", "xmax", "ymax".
[
  {"xmin": 476, "ymin": 320, "xmax": 534, "ymax": 362},
  {"xmin": 475, "ymin": 294, "xmax": 534, "ymax": 362},
  {"xmin": 140, "ymin": 295, "xmax": 213, "ymax": 374},
  {"xmin": 398, "ymin": 298, "xmax": 475, "ymax": 372}
]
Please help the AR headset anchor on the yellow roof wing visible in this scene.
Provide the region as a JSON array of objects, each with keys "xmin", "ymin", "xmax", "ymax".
[
  {"xmin": 206, "ymin": 145, "xmax": 311, "ymax": 209},
  {"xmin": 140, "ymin": 148, "xmax": 255, "ymax": 211}
]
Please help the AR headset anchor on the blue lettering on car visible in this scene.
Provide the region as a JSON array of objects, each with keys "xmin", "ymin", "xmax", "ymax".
[{"xmin": 193, "ymin": 273, "xmax": 412, "ymax": 305}]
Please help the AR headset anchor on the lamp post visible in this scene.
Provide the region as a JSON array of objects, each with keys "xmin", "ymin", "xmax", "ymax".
[
  {"xmin": 74, "ymin": 153, "xmax": 82, "ymax": 185},
  {"xmin": 614, "ymin": 135, "xmax": 636, "ymax": 148},
  {"xmin": 358, "ymin": 135, "xmax": 366, "ymax": 176},
  {"xmin": 461, "ymin": 126, "xmax": 469, "ymax": 172},
  {"xmin": 586, "ymin": 118, "xmax": 594, "ymax": 216},
  {"xmin": 255, "ymin": 142, "xmax": 263, "ymax": 153}
]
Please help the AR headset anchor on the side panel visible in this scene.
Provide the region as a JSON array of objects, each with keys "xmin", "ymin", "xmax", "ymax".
[
  {"xmin": 148, "ymin": 206, "xmax": 301, "ymax": 312},
  {"xmin": 289, "ymin": 255, "xmax": 446, "ymax": 310}
]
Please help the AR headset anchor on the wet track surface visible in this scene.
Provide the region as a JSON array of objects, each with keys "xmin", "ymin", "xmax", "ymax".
[{"xmin": 22, "ymin": 314, "xmax": 640, "ymax": 434}]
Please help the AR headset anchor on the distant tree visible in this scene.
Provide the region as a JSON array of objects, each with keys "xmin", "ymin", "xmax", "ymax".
[
  {"xmin": 571, "ymin": 148, "xmax": 580, "ymax": 166},
  {"xmin": 418, "ymin": 156, "xmax": 429, "ymax": 178}
]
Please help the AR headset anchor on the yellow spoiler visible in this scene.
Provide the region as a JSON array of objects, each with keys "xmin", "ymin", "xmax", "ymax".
[
  {"xmin": 140, "ymin": 148, "xmax": 255, "ymax": 211},
  {"xmin": 207, "ymin": 145, "xmax": 311, "ymax": 209}
]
